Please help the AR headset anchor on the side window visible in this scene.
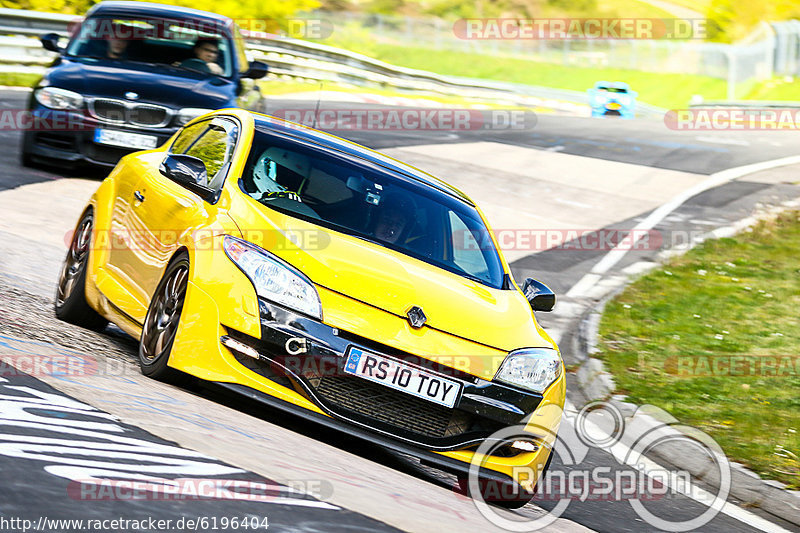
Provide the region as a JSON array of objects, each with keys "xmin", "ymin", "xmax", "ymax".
[
  {"xmin": 171, "ymin": 121, "xmax": 207, "ymax": 154},
  {"xmin": 448, "ymin": 211, "xmax": 491, "ymax": 279},
  {"xmin": 170, "ymin": 118, "xmax": 239, "ymax": 193}
]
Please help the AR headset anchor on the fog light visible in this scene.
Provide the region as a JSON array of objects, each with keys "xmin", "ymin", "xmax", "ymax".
[
  {"xmin": 510, "ymin": 440, "xmax": 539, "ymax": 452},
  {"xmin": 221, "ymin": 335, "xmax": 259, "ymax": 359}
]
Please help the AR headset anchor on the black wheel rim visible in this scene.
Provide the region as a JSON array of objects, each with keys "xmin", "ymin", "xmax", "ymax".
[
  {"xmin": 56, "ymin": 215, "xmax": 92, "ymax": 307},
  {"xmin": 141, "ymin": 264, "xmax": 188, "ymax": 362}
]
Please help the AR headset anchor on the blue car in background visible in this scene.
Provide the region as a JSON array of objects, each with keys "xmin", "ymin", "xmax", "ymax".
[{"xmin": 588, "ymin": 81, "xmax": 636, "ymax": 119}]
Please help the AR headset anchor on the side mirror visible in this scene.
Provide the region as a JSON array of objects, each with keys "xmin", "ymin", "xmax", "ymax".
[
  {"xmin": 41, "ymin": 33, "xmax": 63, "ymax": 53},
  {"xmin": 521, "ymin": 278, "xmax": 555, "ymax": 312},
  {"xmin": 243, "ymin": 60, "xmax": 268, "ymax": 80},
  {"xmin": 159, "ymin": 154, "xmax": 215, "ymax": 201}
]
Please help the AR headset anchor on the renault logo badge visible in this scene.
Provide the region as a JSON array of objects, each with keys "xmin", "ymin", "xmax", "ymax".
[{"xmin": 406, "ymin": 306, "xmax": 427, "ymax": 329}]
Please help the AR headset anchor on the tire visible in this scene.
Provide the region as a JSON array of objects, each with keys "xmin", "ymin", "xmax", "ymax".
[
  {"xmin": 138, "ymin": 253, "xmax": 191, "ymax": 384},
  {"xmin": 20, "ymin": 131, "xmax": 37, "ymax": 168},
  {"xmin": 54, "ymin": 209, "xmax": 108, "ymax": 331}
]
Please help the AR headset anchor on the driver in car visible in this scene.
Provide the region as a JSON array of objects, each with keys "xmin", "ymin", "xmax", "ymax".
[
  {"xmin": 374, "ymin": 192, "xmax": 416, "ymax": 244},
  {"xmin": 179, "ymin": 38, "xmax": 223, "ymax": 75},
  {"xmin": 106, "ymin": 35, "xmax": 129, "ymax": 59}
]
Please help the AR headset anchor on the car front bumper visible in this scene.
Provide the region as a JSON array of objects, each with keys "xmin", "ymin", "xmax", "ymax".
[
  {"xmin": 164, "ymin": 237, "xmax": 564, "ymax": 492},
  {"xmin": 22, "ymin": 106, "xmax": 178, "ymax": 168}
]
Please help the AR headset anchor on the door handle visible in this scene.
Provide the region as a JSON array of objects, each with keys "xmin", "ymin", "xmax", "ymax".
[{"xmin": 134, "ymin": 191, "xmax": 145, "ymax": 202}]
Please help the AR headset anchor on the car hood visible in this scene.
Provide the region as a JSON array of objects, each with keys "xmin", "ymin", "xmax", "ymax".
[
  {"xmin": 44, "ymin": 58, "xmax": 234, "ymax": 109},
  {"xmin": 230, "ymin": 195, "xmax": 555, "ymax": 369}
]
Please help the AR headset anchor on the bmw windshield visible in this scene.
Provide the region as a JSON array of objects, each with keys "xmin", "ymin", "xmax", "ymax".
[
  {"xmin": 65, "ymin": 16, "xmax": 234, "ymax": 77},
  {"xmin": 239, "ymin": 131, "xmax": 507, "ymax": 289}
]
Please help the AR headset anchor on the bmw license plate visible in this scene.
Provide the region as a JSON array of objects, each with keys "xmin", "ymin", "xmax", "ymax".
[
  {"xmin": 94, "ymin": 128, "xmax": 158, "ymax": 150},
  {"xmin": 344, "ymin": 347, "xmax": 461, "ymax": 408}
]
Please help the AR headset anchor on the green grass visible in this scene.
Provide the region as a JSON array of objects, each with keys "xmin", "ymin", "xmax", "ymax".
[
  {"xmin": 257, "ymin": 78, "xmax": 542, "ymax": 108},
  {"xmin": 596, "ymin": 211, "xmax": 800, "ymax": 489},
  {"xmin": 370, "ymin": 45, "xmax": 727, "ymax": 108},
  {"xmin": 0, "ymin": 72, "xmax": 41, "ymax": 88},
  {"xmin": 744, "ymin": 77, "xmax": 800, "ymax": 102}
]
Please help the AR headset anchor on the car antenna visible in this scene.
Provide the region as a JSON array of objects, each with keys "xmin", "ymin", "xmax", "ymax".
[{"xmin": 311, "ymin": 82, "xmax": 323, "ymax": 130}]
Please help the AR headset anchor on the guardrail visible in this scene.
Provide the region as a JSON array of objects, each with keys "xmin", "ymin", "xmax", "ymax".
[
  {"xmin": 691, "ymin": 100, "xmax": 800, "ymax": 108},
  {"xmin": 0, "ymin": 8, "xmax": 668, "ymax": 118}
]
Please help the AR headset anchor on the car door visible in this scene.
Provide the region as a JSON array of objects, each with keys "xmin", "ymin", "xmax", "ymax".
[{"xmin": 115, "ymin": 116, "xmax": 240, "ymax": 322}]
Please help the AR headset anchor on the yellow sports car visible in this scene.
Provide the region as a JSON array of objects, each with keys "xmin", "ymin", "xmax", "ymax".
[{"xmin": 55, "ymin": 108, "xmax": 565, "ymax": 507}]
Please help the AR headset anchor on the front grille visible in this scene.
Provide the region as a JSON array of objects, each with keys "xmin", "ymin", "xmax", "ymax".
[
  {"xmin": 311, "ymin": 375, "xmax": 472, "ymax": 439},
  {"xmin": 129, "ymin": 105, "xmax": 168, "ymax": 127},
  {"xmin": 88, "ymin": 98, "xmax": 172, "ymax": 127},
  {"xmin": 91, "ymin": 99, "xmax": 126, "ymax": 123}
]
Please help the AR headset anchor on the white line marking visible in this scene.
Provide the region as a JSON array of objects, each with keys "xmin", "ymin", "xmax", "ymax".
[
  {"xmin": 695, "ymin": 136, "xmax": 750, "ymax": 146},
  {"xmin": 565, "ymin": 401, "xmax": 794, "ymax": 533},
  {"xmin": 555, "ymin": 197, "xmax": 593, "ymax": 209},
  {"xmin": 566, "ymin": 155, "xmax": 800, "ymax": 298}
]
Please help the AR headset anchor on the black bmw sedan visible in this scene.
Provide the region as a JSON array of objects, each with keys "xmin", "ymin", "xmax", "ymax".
[{"xmin": 22, "ymin": 1, "xmax": 268, "ymax": 169}]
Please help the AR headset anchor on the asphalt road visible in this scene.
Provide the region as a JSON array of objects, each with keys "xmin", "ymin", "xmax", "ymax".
[{"xmin": 1, "ymin": 88, "xmax": 799, "ymax": 533}]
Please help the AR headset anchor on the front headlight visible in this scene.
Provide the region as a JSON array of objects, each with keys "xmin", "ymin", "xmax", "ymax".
[
  {"xmin": 223, "ymin": 235, "xmax": 322, "ymax": 320},
  {"xmin": 495, "ymin": 348, "xmax": 562, "ymax": 394},
  {"xmin": 35, "ymin": 87, "xmax": 84, "ymax": 110},
  {"xmin": 176, "ymin": 108, "xmax": 214, "ymax": 126}
]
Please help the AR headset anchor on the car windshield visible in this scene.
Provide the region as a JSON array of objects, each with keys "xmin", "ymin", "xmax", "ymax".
[
  {"xmin": 239, "ymin": 132, "xmax": 507, "ymax": 289},
  {"xmin": 66, "ymin": 16, "xmax": 233, "ymax": 77},
  {"xmin": 599, "ymin": 87, "xmax": 628, "ymax": 93}
]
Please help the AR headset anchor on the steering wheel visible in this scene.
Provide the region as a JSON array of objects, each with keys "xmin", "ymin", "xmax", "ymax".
[{"xmin": 179, "ymin": 58, "xmax": 211, "ymax": 74}]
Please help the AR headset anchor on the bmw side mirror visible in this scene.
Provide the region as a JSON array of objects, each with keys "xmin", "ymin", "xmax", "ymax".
[
  {"xmin": 521, "ymin": 278, "xmax": 555, "ymax": 312},
  {"xmin": 41, "ymin": 33, "xmax": 63, "ymax": 53},
  {"xmin": 159, "ymin": 154, "xmax": 215, "ymax": 201},
  {"xmin": 244, "ymin": 60, "xmax": 268, "ymax": 80}
]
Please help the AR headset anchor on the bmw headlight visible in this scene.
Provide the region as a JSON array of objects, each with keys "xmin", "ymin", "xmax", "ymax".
[
  {"xmin": 176, "ymin": 108, "xmax": 214, "ymax": 126},
  {"xmin": 223, "ymin": 235, "xmax": 322, "ymax": 320},
  {"xmin": 495, "ymin": 348, "xmax": 562, "ymax": 393},
  {"xmin": 35, "ymin": 87, "xmax": 83, "ymax": 110}
]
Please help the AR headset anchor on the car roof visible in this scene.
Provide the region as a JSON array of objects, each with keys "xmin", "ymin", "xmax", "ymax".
[
  {"xmin": 252, "ymin": 114, "xmax": 474, "ymax": 205},
  {"xmin": 595, "ymin": 80, "xmax": 630, "ymax": 90},
  {"xmin": 86, "ymin": 1, "xmax": 233, "ymax": 26}
]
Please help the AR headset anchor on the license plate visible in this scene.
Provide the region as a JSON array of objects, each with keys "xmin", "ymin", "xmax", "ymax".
[
  {"xmin": 94, "ymin": 128, "xmax": 158, "ymax": 150},
  {"xmin": 606, "ymin": 102, "xmax": 622, "ymax": 110},
  {"xmin": 344, "ymin": 347, "xmax": 461, "ymax": 408}
]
